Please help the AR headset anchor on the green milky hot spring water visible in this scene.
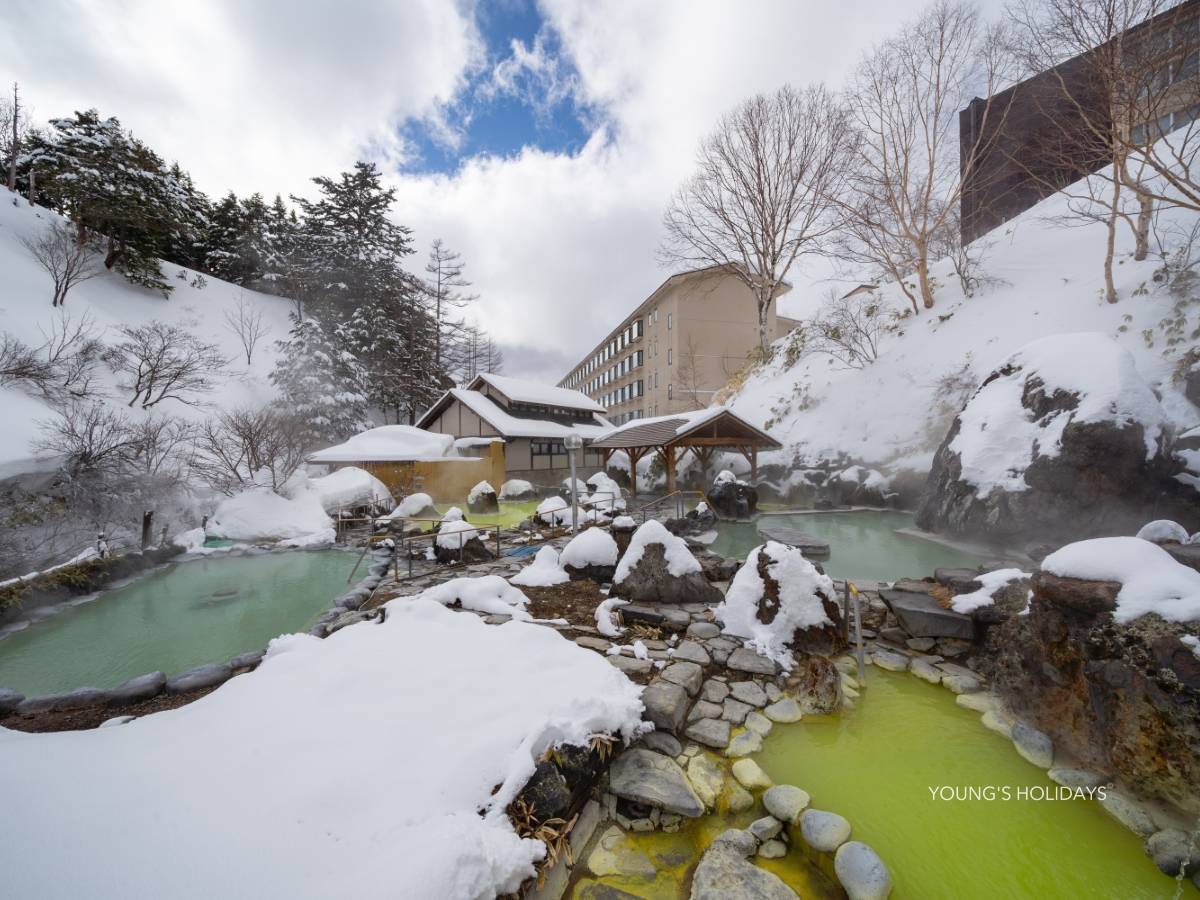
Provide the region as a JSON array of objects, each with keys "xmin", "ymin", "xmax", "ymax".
[
  {"xmin": 0, "ymin": 550, "xmax": 361, "ymax": 695},
  {"xmin": 708, "ymin": 510, "xmax": 984, "ymax": 582},
  {"xmin": 755, "ymin": 668, "xmax": 1195, "ymax": 899}
]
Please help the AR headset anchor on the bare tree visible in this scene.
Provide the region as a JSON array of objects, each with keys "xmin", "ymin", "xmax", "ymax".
[
  {"xmin": 194, "ymin": 406, "xmax": 308, "ymax": 494},
  {"xmin": 36, "ymin": 310, "xmax": 104, "ymax": 401},
  {"xmin": 125, "ymin": 416, "xmax": 197, "ymax": 479},
  {"xmin": 20, "ymin": 220, "xmax": 103, "ymax": 307},
  {"xmin": 675, "ymin": 334, "xmax": 709, "ymax": 410},
  {"xmin": 104, "ymin": 321, "xmax": 229, "ymax": 408},
  {"xmin": 840, "ymin": 0, "xmax": 1014, "ymax": 312},
  {"xmin": 1006, "ymin": 0, "xmax": 1199, "ymax": 300},
  {"xmin": 223, "ymin": 292, "xmax": 270, "ymax": 366},
  {"xmin": 0, "ymin": 334, "xmax": 51, "ymax": 388},
  {"xmin": 33, "ymin": 402, "xmax": 138, "ymax": 475},
  {"xmin": 811, "ymin": 288, "xmax": 889, "ymax": 368},
  {"xmin": 660, "ymin": 83, "xmax": 853, "ymax": 352},
  {"xmin": 423, "ymin": 239, "xmax": 478, "ymax": 373},
  {"xmin": 1, "ymin": 82, "xmax": 28, "ymax": 194}
]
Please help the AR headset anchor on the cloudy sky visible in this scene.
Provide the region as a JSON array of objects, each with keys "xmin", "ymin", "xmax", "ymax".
[{"xmin": 1, "ymin": 0, "xmax": 995, "ymax": 382}]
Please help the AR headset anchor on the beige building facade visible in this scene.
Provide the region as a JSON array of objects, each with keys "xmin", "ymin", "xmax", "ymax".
[{"xmin": 558, "ymin": 266, "xmax": 800, "ymax": 424}]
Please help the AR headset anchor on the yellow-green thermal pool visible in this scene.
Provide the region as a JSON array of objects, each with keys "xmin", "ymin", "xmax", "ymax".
[{"xmin": 0, "ymin": 550, "xmax": 360, "ymax": 694}]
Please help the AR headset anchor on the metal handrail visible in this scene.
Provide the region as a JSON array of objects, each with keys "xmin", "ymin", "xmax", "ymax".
[{"xmin": 629, "ymin": 490, "xmax": 709, "ymax": 523}]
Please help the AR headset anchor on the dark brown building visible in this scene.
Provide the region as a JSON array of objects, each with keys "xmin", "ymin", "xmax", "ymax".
[{"xmin": 960, "ymin": 0, "xmax": 1199, "ymax": 245}]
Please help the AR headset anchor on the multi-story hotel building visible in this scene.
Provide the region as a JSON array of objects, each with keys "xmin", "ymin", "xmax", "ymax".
[{"xmin": 557, "ymin": 265, "xmax": 801, "ymax": 425}]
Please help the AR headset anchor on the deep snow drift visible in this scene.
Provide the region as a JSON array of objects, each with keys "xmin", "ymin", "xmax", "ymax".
[{"xmin": 0, "ymin": 598, "xmax": 646, "ymax": 899}]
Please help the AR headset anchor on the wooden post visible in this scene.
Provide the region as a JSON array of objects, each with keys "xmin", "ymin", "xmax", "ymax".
[
  {"xmin": 665, "ymin": 444, "xmax": 677, "ymax": 494},
  {"xmin": 750, "ymin": 445, "xmax": 758, "ymax": 482}
]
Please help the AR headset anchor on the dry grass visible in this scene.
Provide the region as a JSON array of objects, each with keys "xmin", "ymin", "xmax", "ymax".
[
  {"xmin": 626, "ymin": 622, "xmax": 662, "ymax": 641},
  {"xmin": 507, "ymin": 796, "xmax": 578, "ymax": 889}
]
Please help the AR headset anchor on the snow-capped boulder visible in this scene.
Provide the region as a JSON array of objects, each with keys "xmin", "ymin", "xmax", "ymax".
[
  {"xmin": 610, "ymin": 515, "xmax": 639, "ymax": 556},
  {"xmin": 1136, "ymin": 520, "xmax": 1191, "ymax": 546},
  {"xmin": 466, "ymin": 480, "xmax": 499, "ymax": 516},
  {"xmin": 917, "ymin": 333, "xmax": 1195, "ymax": 542},
  {"xmin": 584, "ymin": 471, "xmax": 624, "ymax": 510},
  {"xmin": 716, "ymin": 541, "xmax": 842, "ymax": 666},
  {"xmin": 536, "ymin": 496, "xmax": 570, "ymax": 526},
  {"xmin": 510, "ymin": 546, "xmax": 569, "ymax": 587},
  {"xmin": 434, "ymin": 519, "xmax": 492, "ymax": 564},
  {"xmin": 830, "ymin": 465, "xmax": 892, "ymax": 507},
  {"xmin": 499, "ymin": 479, "xmax": 536, "ymax": 500},
  {"xmin": 979, "ymin": 535, "xmax": 1200, "ymax": 816},
  {"xmin": 387, "ymin": 492, "xmax": 438, "ymax": 521},
  {"xmin": 709, "ymin": 470, "xmax": 758, "ymax": 519},
  {"xmin": 560, "ymin": 527, "xmax": 620, "ymax": 582},
  {"xmin": 612, "ymin": 520, "xmax": 723, "ymax": 605}
]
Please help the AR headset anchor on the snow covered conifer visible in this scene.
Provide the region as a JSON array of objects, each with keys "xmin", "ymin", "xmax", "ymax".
[{"xmin": 270, "ymin": 313, "xmax": 373, "ymax": 447}]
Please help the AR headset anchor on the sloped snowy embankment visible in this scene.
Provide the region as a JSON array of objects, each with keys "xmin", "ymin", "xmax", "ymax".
[{"xmin": 0, "ymin": 598, "xmax": 645, "ymax": 899}]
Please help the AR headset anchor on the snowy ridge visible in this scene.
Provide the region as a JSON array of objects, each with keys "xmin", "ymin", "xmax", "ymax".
[{"xmin": 726, "ymin": 165, "xmax": 1200, "ymax": 475}]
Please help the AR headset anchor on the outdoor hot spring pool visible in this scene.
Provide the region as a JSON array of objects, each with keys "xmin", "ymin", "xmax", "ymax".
[
  {"xmin": 707, "ymin": 510, "xmax": 985, "ymax": 582},
  {"xmin": 571, "ymin": 668, "xmax": 1193, "ymax": 900},
  {"xmin": 0, "ymin": 550, "xmax": 360, "ymax": 695}
]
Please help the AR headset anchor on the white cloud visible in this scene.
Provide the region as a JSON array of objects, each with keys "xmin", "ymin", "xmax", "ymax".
[{"xmin": 1, "ymin": 0, "xmax": 1003, "ymax": 384}]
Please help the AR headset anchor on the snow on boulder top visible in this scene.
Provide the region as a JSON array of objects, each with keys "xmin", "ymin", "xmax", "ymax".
[
  {"xmin": 536, "ymin": 495, "xmax": 570, "ymax": 525},
  {"xmin": 1042, "ymin": 536, "xmax": 1200, "ymax": 623},
  {"xmin": 499, "ymin": 479, "xmax": 535, "ymax": 499},
  {"xmin": 436, "ymin": 519, "xmax": 479, "ymax": 550},
  {"xmin": 304, "ymin": 467, "xmax": 392, "ymax": 512},
  {"xmin": 308, "ymin": 425, "xmax": 454, "ymax": 463},
  {"xmin": 510, "ymin": 546, "xmax": 570, "ymax": 587},
  {"xmin": 561, "ymin": 528, "xmax": 619, "ymax": 569},
  {"xmin": 714, "ymin": 470, "xmax": 739, "ymax": 486},
  {"xmin": 950, "ymin": 333, "xmax": 1165, "ymax": 497},
  {"xmin": 612, "ymin": 515, "xmax": 637, "ymax": 529},
  {"xmin": 951, "ymin": 568, "xmax": 1031, "ymax": 615},
  {"xmin": 614, "ymin": 519, "xmax": 701, "ymax": 582},
  {"xmin": 715, "ymin": 541, "xmax": 835, "ymax": 668},
  {"xmin": 414, "ymin": 575, "xmax": 531, "ymax": 619},
  {"xmin": 1135, "ymin": 519, "xmax": 1190, "ymax": 545},
  {"xmin": 441, "ymin": 506, "xmax": 465, "ymax": 523},
  {"xmin": 389, "ymin": 493, "xmax": 435, "ymax": 518},
  {"xmin": 206, "ymin": 488, "xmax": 333, "ymax": 542},
  {"xmin": 468, "ymin": 480, "xmax": 496, "ymax": 503}
]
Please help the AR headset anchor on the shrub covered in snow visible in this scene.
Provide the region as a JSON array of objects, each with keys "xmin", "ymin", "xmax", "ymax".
[
  {"xmin": 536, "ymin": 495, "xmax": 570, "ymax": 525},
  {"xmin": 303, "ymin": 466, "xmax": 393, "ymax": 513},
  {"xmin": 206, "ymin": 488, "xmax": 334, "ymax": 543},
  {"xmin": 585, "ymin": 471, "xmax": 624, "ymax": 508},
  {"xmin": 561, "ymin": 527, "xmax": 620, "ymax": 569},
  {"xmin": 1135, "ymin": 519, "xmax": 1191, "ymax": 545},
  {"xmin": 716, "ymin": 541, "xmax": 836, "ymax": 668},
  {"xmin": 1041, "ymin": 536, "xmax": 1200, "ymax": 623},
  {"xmin": 510, "ymin": 546, "xmax": 569, "ymax": 587}
]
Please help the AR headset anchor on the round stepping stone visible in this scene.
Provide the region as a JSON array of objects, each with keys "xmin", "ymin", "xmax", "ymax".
[
  {"xmin": 834, "ymin": 841, "xmax": 892, "ymax": 900},
  {"xmin": 731, "ymin": 758, "xmax": 772, "ymax": 790},
  {"xmin": 763, "ymin": 785, "xmax": 810, "ymax": 824},
  {"xmin": 764, "ymin": 698, "xmax": 803, "ymax": 723},
  {"xmin": 800, "ymin": 809, "xmax": 851, "ymax": 853}
]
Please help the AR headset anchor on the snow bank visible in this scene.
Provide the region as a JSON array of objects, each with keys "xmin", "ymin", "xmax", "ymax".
[
  {"xmin": 468, "ymin": 481, "xmax": 495, "ymax": 503},
  {"xmin": 304, "ymin": 467, "xmax": 393, "ymax": 512},
  {"xmin": 1135, "ymin": 519, "xmax": 1190, "ymax": 545},
  {"xmin": 308, "ymin": 425, "xmax": 454, "ymax": 463},
  {"xmin": 1042, "ymin": 537, "xmax": 1200, "ymax": 623},
  {"xmin": 596, "ymin": 596, "xmax": 629, "ymax": 638},
  {"xmin": 510, "ymin": 547, "xmax": 570, "ymax": 587},
  {"xmin": 560, "ymin": 528, "xmax": 619, "ymax": 569},
  {"xmin": 715, "ymin": 541, "xmax": 835, "ymax": 668},
  {"xmin": 950, "ymin": 334, "xmax": 1165, "ymax": 497},
  {"xmin": 951, "ymin": 568, "xmax": 1031, "ymax": 614},
  {"xmin": 415, "ymin": 576, "xmax": 532, "ymax": 619},
  {"xmin": 436, "ymin": 519, "xmax": 480, "ymax": 550},
  {"xmin": 499, "ymin": 479, "xmax": 535, "ymax": 500},
  {"xmin": 536, "ymin": 496, "xmax": 570, "ymax": 525},
  {"xmin": 0, "ymin": 598, "xmax": 645, "ymax": 899},
  {"xmin": 389, "ymin": 492, "xmax": 435, "ymax": 518},
  {"xmin": 172, "ymin": 527, "xmax": 208, "ymax": 553},
  {"xmin": 206, "ymin": 488, "xmax": 333, "ymax": 542},
  {"xmin": 614, "ymin": 520, "xmax": 701, "ymax": 581}
]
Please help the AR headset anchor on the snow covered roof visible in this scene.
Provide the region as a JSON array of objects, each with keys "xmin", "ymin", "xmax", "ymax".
[
  {"xmin": 590, "ymin": 406, "xmax": 780, "ymax": 449},
  {"xmin": 308, "ymin": 425, "xmax": 455, "ymax": 463},
  {"xmin": 469, "ymin": 372, "xmax": 605, "ymax": 413},
  {"xmin": 421, "ymin": 388, "xmax": 612, "ymax": 440}
]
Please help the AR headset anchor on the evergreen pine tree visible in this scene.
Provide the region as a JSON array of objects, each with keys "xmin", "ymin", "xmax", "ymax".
[{"xmin": 269, "ymin": 313, "xmax": 372, "ymax": 447}]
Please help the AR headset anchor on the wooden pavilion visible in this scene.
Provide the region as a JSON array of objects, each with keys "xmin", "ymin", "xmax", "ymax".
[{"xmin": 589, "ymin": 408, "xmax": 781, "ymax": 496}]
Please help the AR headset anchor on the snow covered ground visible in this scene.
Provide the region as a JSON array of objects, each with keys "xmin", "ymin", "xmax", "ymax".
[
  {"xmin": 0, "ymin": 597, "xmax": 646, "ymax": 900},
  {"xmin": 0, "ymin": 198, "xmax": 297, "ymax": 476},
  {"xmin": 726, "ymin": 166, "xmax": 1200, "ymax": 478}
]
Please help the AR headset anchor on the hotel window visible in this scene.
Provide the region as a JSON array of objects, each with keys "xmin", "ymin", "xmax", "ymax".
[
  {"xmin": 635, "ymin": 350, "xmax": 643, "ymax": 367},
  {"xmin": 667, "ymin": 384, "xmax": 673, "ymax": 400},
  {"xmin": 532, "ymin": 441, "xmax": 563, "ymax": 456},
  {"xmin": 667, "ymin": 313, "xmax": 672, "ymax": 330},
  {"xmin": 667, "ymin": 348, "xmax": 672, "ymax": 365}
]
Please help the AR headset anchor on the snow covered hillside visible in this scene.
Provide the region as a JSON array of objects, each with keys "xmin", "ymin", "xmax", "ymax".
[
  {"xmin": 726, "ymin": 168, "xmax": 1200, "ymax": 480},
  {"xmin": 0, "ymin": 197, "xmax": 297, "ymax": 476}
]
